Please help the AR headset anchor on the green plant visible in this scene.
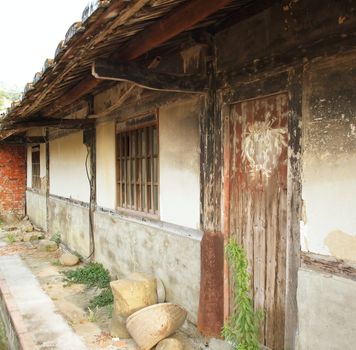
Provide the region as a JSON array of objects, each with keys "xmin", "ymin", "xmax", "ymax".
[
  {"xmin": 51, "ymin": 259, "xmax": 61, "ymax": 266},
  {"xmin": 50, "ymin": 232, "xmax": 61, "ymax": 245},
  {"xmin": 106, "ymin": 303, "xmax": 114, "ymax": 318},
  {"xmin": 6, "ymin": 233, "xmax": 16, "ymax": 243},
  {"xmin": 62, "ymin": 262, "xmax": 113, "ymax": 308},
  {"xmin": 89, "ymin": 288, "xmax": 114, "ymax": 309},
  {"xmin": 87, "ymin": 306, "xmax": 99, "ymax": 322},
  {"xmin": 63, "ymin": 262, "xmax": 111, "ymax": 288},
  {"xmin": 222, "ymin": 239, "xmax": 264, "ymax": 350}
]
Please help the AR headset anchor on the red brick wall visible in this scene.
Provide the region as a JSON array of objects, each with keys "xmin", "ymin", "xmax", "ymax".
[{"xmin": 0, "ymin": 145, "xmax": 26, "ymax": 220}]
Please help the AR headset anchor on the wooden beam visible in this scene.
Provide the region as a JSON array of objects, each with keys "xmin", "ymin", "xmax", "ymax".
[
  {"xmin": 301, "ymin": 251, "xmax": 356, "ymax": 281},
  {"xmin": 43, "ymin": 76, "xmax": 100, "ymax": 117},
  {"xmin": 43, "ymin": 0, "xmax": 231, "ymax": 117},
  {"xmin": 212, "ymin": 0, "xmax": 279, "ymax": 33},
  {"xmin": 118, "ymin": 0, "xmax": 232, "ymax": 60},
  {"xmin": 0, "ymin": 118, "xmax": 94, "ymax": 130},
  {"xmin": 0, "ymin": 136, "xmax": 48, "ymax": 144},
  {"xmin": 92, "ymin": 59, "xmax": 207, "ymax": 93}
]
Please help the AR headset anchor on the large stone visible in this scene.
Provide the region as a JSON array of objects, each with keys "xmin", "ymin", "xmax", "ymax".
[
  {"xmin": 156, "ymin": 338, "xmax": 184, "ymax": 350},
  {"xmin": 110, "ymin": 306, "xmax": 131, "ymax": 338},
  {"xmin": 38, "ymin": 239, "xmax": 58, "ymax": 252},
  {"xmin": 110, "ymin": 272, "xmax": 157, "ymax": 318},
  {"xmin": 23, "ymin": 232, "xmax": 40, "ymax": 242},
  {"xmin": 60, "ymin": 252, "xmax": 79, "ymax": 266}
]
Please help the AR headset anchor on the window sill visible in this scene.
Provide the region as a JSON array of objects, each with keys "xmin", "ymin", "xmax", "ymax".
[{"xmin": 115, "ymin": 207, "xmax": 160, "ymax": 221}]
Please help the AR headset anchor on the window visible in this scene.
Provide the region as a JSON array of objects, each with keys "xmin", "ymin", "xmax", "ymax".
[
  {"xmin": 32, "ymin": 146, "xmax": 41, "ymax": 190},
  {"xmin": 116, "ymin": 123, "xmax": 159, "ymax": 215}
]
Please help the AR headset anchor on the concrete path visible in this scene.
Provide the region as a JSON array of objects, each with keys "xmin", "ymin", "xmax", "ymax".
[{"xmin": 0, "ymin": 254, "xmax": 88, "ymax": 350}]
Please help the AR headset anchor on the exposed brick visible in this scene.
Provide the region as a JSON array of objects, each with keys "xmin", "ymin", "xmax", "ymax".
[{"xmin": 0, "ymin": 145, "xmax": 26, "ymax": 220}]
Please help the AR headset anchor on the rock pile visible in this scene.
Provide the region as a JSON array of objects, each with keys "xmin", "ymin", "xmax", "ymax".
[{"xmin": 0, "ymin": 216, "xmax": 44, "ymax": 242}]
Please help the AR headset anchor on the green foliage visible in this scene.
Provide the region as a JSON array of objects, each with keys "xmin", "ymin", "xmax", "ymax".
[
  {"xmin": 89, "ymin": 288, "xmax": 114, "ymax": 309},
  {"xmin": 0, "ymin": 88, "xmax": 21, "ymax": 110},
  {"xmin": 6, "ymin": 233, "xmax": 16, "ymax": 244},
  {"xmin": 222, "ymin": 240, "xmax": 264, "ymax": 350},
  {"xmin": 50, "ymin": 232, "xmax": 61, "ymax": 245},
  {"xmin": 87, "ymin": 306, "xmax": 99, "ymax": 322},
  {"xmin": 63, "ymin": 262, "xmax": 113, "ymax": 310},
  {"xmin": 51, "ymin": 259, "xmax": 61, "ymax": 266},
  {"xmin": 106, "ymin": 303, "xmax": 114, "ymax": 318}
]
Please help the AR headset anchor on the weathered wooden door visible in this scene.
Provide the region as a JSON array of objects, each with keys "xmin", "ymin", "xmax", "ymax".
[{"xmin": 224, "ymin": 93, "xmax": 288, "ymax": 350}]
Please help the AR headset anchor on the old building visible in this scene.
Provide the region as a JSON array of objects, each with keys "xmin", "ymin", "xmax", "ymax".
[{"xmin": 0, "ymin": 0, "xmax": 356, "ymax": 349}]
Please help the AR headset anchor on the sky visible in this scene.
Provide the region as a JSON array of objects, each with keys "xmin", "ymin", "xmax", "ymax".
[{"xmin": 0, "ymin": 0, "xmax": 90, "ymax": 90}]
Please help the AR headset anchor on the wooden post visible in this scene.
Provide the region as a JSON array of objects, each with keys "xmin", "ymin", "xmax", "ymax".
[{"xmin": 197, "ymin": 43, "xmax": 225, "ymax": 337}]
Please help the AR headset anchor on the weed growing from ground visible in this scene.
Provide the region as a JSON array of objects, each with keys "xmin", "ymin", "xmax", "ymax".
[
  {"xmin": 62, "ymin": 262, "xmax": 113, "ymax": 310},
  {"xmin": 89, "ymin": 288, "xmax": 113, "ymax": 308},
  {"xmin": 50, "ymin": 232, "xmax": 61, "ymax": 245},
  {"xmin": 51, "ymin": 259, "xmax": 61, "ymax": 266},
  {"xmin": 87, "ymin": 306, "xmax": 99, "ymax": 322},
  {"xmin": 6, "ymin": 233, "xmax": 16, "ymax": 244},
  {"xmin": 222, "ymin": 239, "xmax": 264, "ymax": 350}
]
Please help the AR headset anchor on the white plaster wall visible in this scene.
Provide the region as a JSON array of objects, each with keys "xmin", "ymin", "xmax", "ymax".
[
  {"xmin": 301, "ymin": 54, "xmax": 356, "ymax": 261},
  {"xmin": 26, "ymin": 190, "xmax": 47, "ymax": 230},
  {"xmin": 297, "ymin": 268, "xmax": 356, "ymax": 350},
  {"xmin": 49, "ymin": 131, "xmax": 90, "ymax": 202},
  {"xmin": 96, "ymin": 121, "xmax": 116, "ymax": 209},
  {"xmin": 302, "ymin": 155, "xmax": 356, "ymax": 258},
  {"xmin": 159, "ymin": 97, "xmax": 201, "ymax": 230}
]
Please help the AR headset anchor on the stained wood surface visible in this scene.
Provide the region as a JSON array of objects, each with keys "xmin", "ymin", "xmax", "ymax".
[
  {"xmin": 301, "ymin": 251, "xmax": 356, "ymax": 281},
  {"xmin": 92, "ymin": 60, "xmax": 207, "ymax": 93},
  {"xmin": 225, "ymin": 92, "xmax": 288, "ymax": 350}
]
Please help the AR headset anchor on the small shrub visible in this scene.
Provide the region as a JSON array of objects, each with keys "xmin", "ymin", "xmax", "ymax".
[
  {"xmin": 51, "ymin": 259, "xmax": 61, "ymax": 266},
  {"xmin": 222, "ymin": 239, "xmax": 264, "ymax": 350},
  {"xmin": 62, "ymin": 262, "xmax": 111, "ymax": 289},
  {"xmin": 6, "ymin": 233, "xmax": 16, "ymax": 244},
  {"xmin": 106, "ymin": 303, "xmax": 114, "ymax": 318},
  {"xmin": 51, "ymin": 232, "xmax": 61, "ymax": 245},
  {"xmin": 87, "ymin": 306, "xmax": 99, "ymax": 322},
  {"xmin": 62, "ymin": 262, "xmax": 113, "ymax": 309},
  {"xmin": 89, "ymin": 288, "xmax": 114, "ymax": 309}
]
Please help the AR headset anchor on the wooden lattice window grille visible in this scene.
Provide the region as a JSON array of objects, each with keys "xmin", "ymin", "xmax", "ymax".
[
  {"xmin": 116, "ymin": 124, "xmax": 159, "ymax": 216},
  {"xmin": 32, "ymin": 146, "xmax": 41, "ymax": 190}
]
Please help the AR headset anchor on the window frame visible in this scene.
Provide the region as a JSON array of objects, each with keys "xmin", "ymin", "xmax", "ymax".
[
  {"xmin": 116, "ymin": 115, "xmax": 159, "ymax": 218},
  {"xmin": 31, "ymin": 145, "xmax": 41, "ymax": 191}
]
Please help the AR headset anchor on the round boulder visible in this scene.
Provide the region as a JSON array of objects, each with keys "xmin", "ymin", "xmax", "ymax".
[
  {"xmin": 60, "ymin": 252, "xmax": 79, "ymax": 266},
  {"xmin": 38, "ymin": 239, "xmax": 58, "ymax": 252}
]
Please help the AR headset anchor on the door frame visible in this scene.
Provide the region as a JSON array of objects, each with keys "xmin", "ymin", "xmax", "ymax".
[{"xmin": 221, "ymin": 68, "xmax": 302, "ymax": 349}]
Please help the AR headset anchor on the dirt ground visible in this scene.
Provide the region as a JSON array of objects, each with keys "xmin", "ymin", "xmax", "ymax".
[
  {"xmin": 0, "ymin": 238, "xmax": 120, "ymax": 349},
  {"xmin": 0, "ymin": 223, "xmax": 202, "ymax": 350}
]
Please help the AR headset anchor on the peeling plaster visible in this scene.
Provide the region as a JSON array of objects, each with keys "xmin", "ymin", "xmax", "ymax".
[
  {"xmin": 325, "ymin": 230, "xmax": 356, "ymax": 262},
  {"xmin": 180, "ymin": 45, "xmax": 205, "ymax": 74}
]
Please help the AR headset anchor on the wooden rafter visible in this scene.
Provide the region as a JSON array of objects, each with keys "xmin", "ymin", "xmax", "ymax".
[
  {"xmin": 92, "ymin": 59, "xmax": 207, "ymax": 93},
  {"xmin": 0, "ymin": 136, "xmax": 48, "ymax": 144},
  {"xmin": 0, "ymin": 118, "xmax": 94, "ymax": 131},
  {"xmin": 43, "ymin": 0, "xmax": 232, "ymax": 117},
  {"xmin": 23, "ymin": 0, "xmax": 146, "ymax": 119}
]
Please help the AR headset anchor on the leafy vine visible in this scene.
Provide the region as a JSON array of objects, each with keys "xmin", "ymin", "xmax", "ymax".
[{"xmin": 222, "ymin": 239, "xmax": 264, "ymax": 350}]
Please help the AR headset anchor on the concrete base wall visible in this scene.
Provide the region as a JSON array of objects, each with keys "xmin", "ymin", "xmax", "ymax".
[
  {"xmin": 47, "ymin": 196, "xmax": 90, "ymax": 257},
  {"xmin": 297, "ymin": 268, "xmax": 356, "ymax": 350},
  {"xmin": 26, "ymin": 190, "xmax": 47, "ymax": 231},
  {"xmin": 94, "ymin": 210, "xmax": 201, "ymax": 324}
]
